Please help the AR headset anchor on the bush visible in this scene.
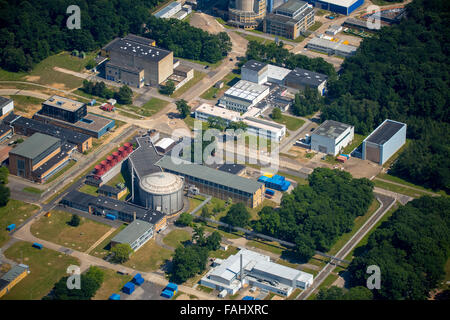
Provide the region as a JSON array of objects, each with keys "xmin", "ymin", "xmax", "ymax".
[
  {"xmin": 69, "ymin": 214, "xmax": 81, "ymax": 227},
  {"xmin": 177, "ymin": 212, "xmax": 193, "ymax": 227},
  {"xmin": 110, "ymin": 243, "xmax": 133, "ymax": 263}
]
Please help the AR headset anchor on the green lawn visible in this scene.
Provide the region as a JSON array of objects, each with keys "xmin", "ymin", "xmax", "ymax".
[
  {"xmin": 200, "ymin": 72, "xmax": 240, "ymax": 100},
  {"xmin": 182, "ymin": 115, "xmax": 210, "ymax": 131},
  {"xmin": 374, "ymin": 180, "xmax": 431, "ymax": 198},
  {"xmin": 342, "ymin": 134, "xmax": 365, "ymax": 155},
  {"xmin": 5, "ymin": 95, "xmax": 44, "ymax": 114},
  {"xmin": 79, "ymin": 184, "xmax": 98, "ymax": 196},
  {"xmin": 124, "ymin": 239, "xmax": 173, "ymax": 272},
  {"xmin": 0, "ymin": 200, "xmax": 39, "ymax": 247},
  {"xmin": 120, "ymin": 98, "xmax": 169, "ymax": 118},
  {"xmin": 216, "ymin": 18, "xmax": 234, "ymax": 29},
  {"xmin": 30, "ymin": 210, "xmax": 112, "ymax": 252},
  {"xmin": 93, "ymin": 268, "xmax": 133, "ymax": 300},
  {"xmin": 187, "ymin": 195, "xmax": 206, "ymax": 214},
  {"xmin": 309, "ymin": 21, "xmax": 323, "ymax": 32},
  {"xmin": 248, "ymin": 29, "xmax": 304, "ymax": 43},
  {"xmin": 22, "ymin": 187, "xmax": 44, "ymax": 195},
  {"xmin": 308, "ymin": 273, "xmax": 340, "ymax": 300},
  {"xmin": 277, "ymin": 171, "xmax": 308, "ymax": 185},
  {"xmin": 90, "ymin": 224, "xmax": 127, "ymax": 258},
  {"xmin": 273, "ymin": 115, "xmax": 305, "ymax": 131},
  {"xmin": 44, "ymin": 160, "xmax": 77, "ymax": 184},
  {"xmin": 163, "ymin": 229, "xmax": 191, "ymax": 249},
  {"xmin": 2, "ymin": 241, "xmax": 80, "ymax": 300},
  {"xmin": 248, "ymin": 199, "xmax": 278, "ymax": 221},
  {"xmin": 315, "ymin": 9, "xmax": 328, "ymax": 16},
  {"xmin": 202, "ymin": 224, "xmax": 242, "ymax": 240},
  {"xmin": 209, "ymin": 246, "xmax": 239, "ymax": 259},
  {"xmin": 247, "ymin": 239, "xmax": 286, "ymax": 256},
  {"xmin": 376, "ymin": 173, "xmax": 445, "ymax": 196},
  {"xmin": 171, "ymin": 70, "xmax": 207, "ymax": 98},
  {"xmin": 118, "ymin": 109, "xmax": 143, "ymax": 120}
]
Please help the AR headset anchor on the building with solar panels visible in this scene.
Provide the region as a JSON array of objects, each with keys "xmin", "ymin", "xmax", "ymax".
[
  {"xmin": 218, "ymin": 80, "xmax": 270, "ymax": 113},
  {"xmin": 362, "ymin": 119, "xmax": 406, "ymax": 165},
  {"xmin": 311, "ymin": 120, "xmax": 354, "ymax": 156}
]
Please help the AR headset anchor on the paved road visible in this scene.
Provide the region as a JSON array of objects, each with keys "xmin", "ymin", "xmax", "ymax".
[{"xmin": 297, "ymin": 193, "xmax": 396, "ymax": 300}]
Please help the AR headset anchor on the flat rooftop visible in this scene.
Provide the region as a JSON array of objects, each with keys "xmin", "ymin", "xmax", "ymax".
[
  {"xmin": 156, "ymin": 156, "xmax": 264, "ymax": 194},
  {"xmin": 242, "ymin": 60, "xmax": 268, "ymax": 72},
  {"xmin": 285, "ymin": 67, "xmax": 328, "ymax": 87},
  {"xmin": 312, "ymin": 120, "xmax": 352, "ymax": 140},
  {"xmin": 154, "ymin": 1, "xmax": 180, "ymax": 18},
  {"xmin": 103, "ymin": 36, "xmax": 172, "ymax": 63},
  {"xmin": 128, "ymin": 136, "xmax": 163, "ymax": 179},
  {"xmin": 218, "ymin": 163, "xmax": 246, "ymax": 175},
  {"xmin": 195, "ymin": 104, "xmax": 240, "ymax": 122},
  {"xmin": 243, "ymin": 116, "xmax": 285, "ymax": 133},
  {"xmin": 224, "ymin": 80, "xmax": 269, "ymax": 103},
  {"xmin": 308, "ymin": 37, "xmax": 358, "ymax": 55},
  {"xmin": 315, "ymin": 0, "xmax": 361, "ymax": 7},
  {"xmin": 10, "ymin": 132, "xmax": 60, "ymax": 160},
  {"xmin": 43, "ymin": 95, "xmax": 85, "ymax": 112},
  {"xmin": 33, "ymin": 142, "xmax": 75, "ymax": 177},
  {"xmin": 111, "ymin": 219, "xmax": 154, "ymax": 245},
  {"xmin": 365, "ymin": 119, "xmax": 406, "ymax": 145},
  {"xmin": 276, "ymin": 0, "xmax": 308, "ymax": 15},
  {"xmin": 0, "ymin": 96, "xmax": 12, "ymax": 109}
]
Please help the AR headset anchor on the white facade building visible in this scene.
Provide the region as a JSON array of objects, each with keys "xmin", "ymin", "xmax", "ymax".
[
  {"xmin": 154, "ymin": 1, "xmax": 182, "ymax": 19},
  {"xmin": 311, "ymin": 120, "xmax": 354, "ymax": 155},
  {"xmin": 307, "ymin": 36, "xmax": 357, "ymax": 57},
  {"xmin": 243, "ymin": 117, "xmax": 286, "ymax": 142},
  {"xmin": 219, "ymin": 80, "xmax": 270, "ymax": 113},
  {"xmin": 201, "ymin": 249, "xmax": 313, "ymax": 297},
  {"xmin": 195, "ymin": 104, "xmax": 240, "ymax": 125},
  {"xmin": 0, "ymin": 96, "xmax": 14, "ymax": 118}
]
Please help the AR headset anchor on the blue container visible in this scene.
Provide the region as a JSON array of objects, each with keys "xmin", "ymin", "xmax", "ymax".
[
  {"xmin": 6, "ymin": 224, "xmax": 16, "ymax": 231},
  {"xmin": 166, "ymin": 282, "xmax": 178, "ymax": 293},
  {"xmin": 109, "ymin": 293, "xmax": 120, "ymax": 300},
  {"xmin": 265, "ymin": 189, "xmax": 275, "ymax": 196},
  {"xmin": 133, "ymin": 275, "xmax": 144, "ymax": 286},
  {"xmin": 32, "ymin": 243, "xmax": 43, "ymax": 250},
  {"xmin": 161, "ymin": 289, "xmax": 173, "ymax": 298},
  {"xmin": 106, "ymin": 214, "xmax": 117, "ymax": 221},
  {"xmin": 122, "ymin": 282, "xmax": 135, "ymax": 295},
  {"xmin": 242, "ymin": 296, "xmax": 255, "ymax": 300}
]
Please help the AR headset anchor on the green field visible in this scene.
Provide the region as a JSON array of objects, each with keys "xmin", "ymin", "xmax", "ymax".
[
  {"xmin": 187, "ymin": 195, "xmax": 206, "ymax": 214},
  {"xmin": 163, "ymin": 229, "xmax": 191, "ymax": 249},
  {"xmin": 79, "ymin": 184, "xmax": 98, "ymax": 196},
  {"xmin": 171, "ymin": 70, "xmax": 207, "ymax": 98},
  {"xmin": 2, "ymin": 241, "xmax": 80, "ymax": 300},
  {"xmin": 22, "ymin": 187, "xmax": 44, "ymax": 195},
  {"xmin": 209, "ymin": 246, "xmax": 239, "ymax": 259},
  {"xmin": 124, "ymin": 239, "xmax": 173, "ymax": 272},
  {"xmin": 273, "ymin": 114, "xmax": 305, "ymax": 131},
  {"xmin": 373, "ymin": 179, "xmax": 431, "ymax": 198},
  {"xmin": 118, "ymin": 110, "xmax": 143, "ymax": 120},
  {"xmin": 183, "ymin": 115, "xmax": 210, "ymax": 131},
  {"xmin": 308, "ymin": 273, "xmax": 340, "ymax": 300},
  {"xmin": 119, "ymin": 98, "xmax": 169, "ymax": 118},
  {"xmin": 0, "ymin": 200, "xmax": 39, "ymax": 247},
  {"xmin": 342, "ymin": 133, "xmax": 365, "ymax": 155},
  {"xmin": 30, "ymin": 210, "xmax": 111, "ymax": 252},
  {"xmin": 93, "ymin": 268, "xmax": 132, "ymax": 300},
  {"xmin": 376, "ymin": 173, "xmax": 444, "ymax": 196},
  {"xmin": 90, "ymin": 224, "xmax": 127, "ymax": 258},
  {"xmin": 5, "ymin": 95, "xmax": 45, "ymax": 113},
  {"xmin": 201, "ymin": 72, "xmax": 240, "ymax": 100},
  {"xmin": 247, "ymin": 239, "xmax": 286, "ymax": 256},
  {"xmin": 309, "ymin": 21, "xmax": 323, "ymax": 32}
]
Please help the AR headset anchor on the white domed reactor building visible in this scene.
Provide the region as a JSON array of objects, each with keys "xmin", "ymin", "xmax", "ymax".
[{"xmin": 138, "ymin": 172, "xmax": 184, "ymax": 214}]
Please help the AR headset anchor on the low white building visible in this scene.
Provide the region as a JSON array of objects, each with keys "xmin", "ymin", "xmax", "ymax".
[
  {"xmin": 0, "ymin": 96, "xmax": 14, "ymax": 119},
  {"xmin": 267, "ymin": 64, "xmax": 292, "ymax": 85},
  {"xmin": 307, "ymin": 36, "xmax": 357, "ymax": 57},
  {"xmin": 311, "ymin": 120, "xmax": 354, "ymax": 155},
  {"xmin": 194, "ymin": 104, "xmax": 240, "ymax": 125},
  {"xmin": 219, "ymin": 80, "xmax": 270, "ymax": 113},
  {"xmin": 325, "ymin": 24, "xmax": 343, "ymax": 36},
  {"xmin": 243, "ymin": 117, "xmax": 286, "ymax": 142},
  {"xmin": 154, "ymin": 1, "xmax": 182, "ymax": 19},
  {"xmin": 201, "ymin": 249, "xmax": 313, "ymax": 297}
]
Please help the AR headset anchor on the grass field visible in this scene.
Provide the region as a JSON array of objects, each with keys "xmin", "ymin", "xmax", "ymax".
[
  {"xmin": 124, "ymin": 239, "xmax": 173, "ymax": 272},
  {"xmin": 118, "ymin": 110, "xmax": 143, "ymax": 120},
  {"xmin": 119, "ymin": 98, "xmax": 169, "ymax": 118},
  {"xmin": 273, "ymin": 115, "xmax": 305, "ymax": 131},
  {"xmin": 342, "ymin": 133, "xmax": 365, "ymax": 155},
  {"xmin": 93, "ymin": 268, "xmax": 133, "ymax": 300},
  {"xmin": 22, "ymin": 187, "xmax": 44, "ymax": 195},
  {"xmin": 79, "ymin": 184, "xmax": 98, "ymax": 196},
  {"xmin": 90, "ymin": 224, "xmax": 127, "ymax": 258},
  {"xmin": 30, "ymin": 210, "xmax": 111, "ymax": 252},
  {"xmin": 163, "ymin": 229, "xmax": 191, "ymax": 249},
  {"xmin": 171, "ymin": 71, "xmax": 207, "ymax": 98},
  {"xmin": 187, "ymin": 195, "xmax": 206, "ymax": 214},
  {"xmin": 247, "ymin": 239, "xmax": 286, "ymax": 256},
  {"xmin": 309, "ymin": 21, "xmax": 323, "ymax": 32},
  {"xmin": 2, "ymin": 241, "xmax": 80, "ymax": 300},
  {"xmin": 0, "ymin": 200, "xmax": 39, "ymax": 247},
  {"xmin": 376, "ymin": 173, "xmax": 444, "ymax": 196},
  {"xmin": 209, "ymin": 246, "xmax": 239, "ymax": 259},
  {"xmin": 278, "ymin": 171, "xmax": 308, "ymax": 185},
  {"xmin": 5, "ymin": 95, "xmax": 44, "ymax": 114},
  {"xmin": 182, "ymin": 115, "xmax": 209, "ymax": 131},
  {"xmin": 200, "ymin": 72, "xmax": 240, "ymax": 100},
  {"xmin": 374, "ymin": 179, "xmax": 431, "ymax": 198}
]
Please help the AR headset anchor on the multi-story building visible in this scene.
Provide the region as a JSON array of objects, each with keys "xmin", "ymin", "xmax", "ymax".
[
  {"xmin": 218, "ymin": 80, "xmax": 270, "ymax": 113},
  {"xmin": 110, "ymin": 219, "xmax": 156, "ymax": 252},
  {"xmin": 40, "ymin": 95, "xmax": 86, "ymax": 124},
  {"xmin": 228, "ymin": 0, "xmax": 267, "ymax": 29},
  {"xmin": 102, "ymin": 34, "xmax": 174, "ymax": 87},
  {"xmin": 310, "ymin": 120, "xmax": 354, "ymax": 155},
  {"xmin": 284, "ymin": 67, "xmax": 328, "ymax": 95},
  {"xmin": 264, "ymin": 0, "xmax": 315, "ymax": 40}
]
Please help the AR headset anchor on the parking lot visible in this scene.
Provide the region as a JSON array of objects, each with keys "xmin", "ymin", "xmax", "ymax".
[{"xmin": 121, "ymin": 281, "xmax": 167, "ymax": 300}]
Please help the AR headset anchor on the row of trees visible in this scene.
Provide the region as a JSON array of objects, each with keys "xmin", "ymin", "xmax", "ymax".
[
  {"xmin": 0, "ymin": 166, "xmax": 10, "ymax": 207},
  {"xmin": 143, "ymin": 16, "xmax": 232, "ymax": 64},
  {"xmin": 252, "ymin": 168, "xmax": 374, "ymax": 261},
  {"xmin": 81, "ymin": 80, "xmax": 133, "ymax": 105},
  {"xmin": 347, "ymin": 196, "xmax": 450, "ymax": 300},
  {"xmin": 170, "ymin": 223, "xmax": 222, "ymax": 284},
  {"xmin": 0, "ymin": 0, "xmax": 165, "ymax": 72}
]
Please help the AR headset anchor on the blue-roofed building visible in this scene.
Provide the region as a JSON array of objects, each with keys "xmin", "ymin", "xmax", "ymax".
[{"xmin": 307, "ymin": 0, "xmax": 364, "ymax": 15}]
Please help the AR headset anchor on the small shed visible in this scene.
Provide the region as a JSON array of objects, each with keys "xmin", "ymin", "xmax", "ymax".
[
  {"xmin": 6, "ymin": 224, "xmax": 15, "ymax": 231},
  {"xmin": 122, "ymin": 282, "xmax": 135, "ymax": 295},
  {"xmin": 109, "ymin": 293, "xmax": 120, "ymax": 300}
]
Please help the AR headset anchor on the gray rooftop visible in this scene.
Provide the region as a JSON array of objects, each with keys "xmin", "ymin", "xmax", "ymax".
[
  {"xmin": 154, "ymin": 1, "xmax": 180, "ymax": 18},
  {"xmin": 1, "ymin": 264, "xmax": 29, "ymax": 283},
  {"xmin": 111, "ymin": 219, "xmax": 154, "ymax": 246},
  {"xmin": 102, "ymin": 36, "xmax": 171, "ymax": 62},
  {"xmin": 242, "ymin": 60, "xmax": 268, "ymax": 72},
  {"xmin": 128, "ymin": 136, "xmax": 163, "ymax": 179},
  {"xmin": 0, "ymin": 96, "xmax": 12, "ymax": 109},
  {"xmin": 156, "ymin": 156, "xmax": 264, "ymax": 194},
  {"xmin": 365, "ymin": 119, "xmax": 406, "ymax": 145},
  {"xmin": 285, "ymin": 67, "xmax": 328, "ymax": 87},
  {"xmin": 10, "ymin": 133, "xmax": 60, "ymax": 160},
  {"xmin": 276, "ymin": 0, "xmax": 308, "ymax": 16},
  {"xmin": 312, "ymin": 120, "xmax": 352, "ymax": 140}
]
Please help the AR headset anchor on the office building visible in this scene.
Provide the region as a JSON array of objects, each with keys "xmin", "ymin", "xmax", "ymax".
[
  {"xmin": 41, "ymin": 95, "xmax": 87, "ymax": 124},
  {"xmin": 154, "ymin": 1, "xmax": 182, "ymax": 19},
  {"xmin": 310, "ymin": 120, "xmax": 354, "ymax": 155},
  {"xmin": 219, "ymin": 80, "xmax": 270, "ymax": 113},
  {"xmin": 111, "ymin": 220, "xmax": 155, "ymax": 252}
]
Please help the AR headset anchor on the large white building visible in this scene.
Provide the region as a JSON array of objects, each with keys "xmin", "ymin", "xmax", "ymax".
[
  {"xmin": 311, "ymin": 120, "xmax": 354, "ymax": 155},
  {"xmin": 194, "ymin": 103, "xmax": 286, "ymax": 141},
  {"xmin": 219, "ymin": 80, "xmax": 270, "ymax": 113},
  {"xmin": 201, "ymin": 248, "xmax": 314, "ymax": 297}
]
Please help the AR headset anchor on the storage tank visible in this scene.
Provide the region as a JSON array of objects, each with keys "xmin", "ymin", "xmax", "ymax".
[{"xmin": 138, "ymin": 172, "xmax": 184, "ymax": 215}]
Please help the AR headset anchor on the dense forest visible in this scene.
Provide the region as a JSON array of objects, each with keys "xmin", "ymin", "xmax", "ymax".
[
  {"xmin": 143, "ymin": 16, "xmax": 232, "ymax": 63},
  {"xmin": 320, "ymin": 0, "xmax": 450, "ymax": 191},
  {"xmin": 346, "ymin": 196, "xmax": 450, "ymax": 300},
  {"xmin": 245, "ymin": 41, "xmax": 337, "ymax": 78},
  {"xmin": 253, "ymin": 168, "xmax": 374, "ymax": 261},
  {"xmin": 0, "ymin": 0, "xmax": 231, "ymax": 71}
]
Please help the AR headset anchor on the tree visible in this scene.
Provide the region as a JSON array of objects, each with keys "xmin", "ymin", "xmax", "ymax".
[
  {"xmin": 201, "ymin": 206, "xmax": 211, "ymax": 218},
  {"xmin": 111, "ymin": 243, "xmax": 133, "ymax": 263},
  {"xmin": 0, "ymin": 167, "xmax": 9, "ymax": 185},
  {"xmin": 193, "ymin": 224, "xmax": 206, "ymax": 246},
  {"xmin": 176, "ymin": 99, "xmax": 191, "ymax": 119},
  {"xmin": 114, "ymin": 85, "xmax": 133, "ymax": 105},
  {"xmin": 0, "ymin": 184, "xmax": 10, "ymax": 207},
  {"xmin": 160, "ymin": 80, "xmax": 176, "ymax": 95},
  {"xmin": 271, "ymin": 107, "xmax": 282, "ymax": 120},
  {"xmin": 316, "ymin": 286, "xmax": 373, "ymax": 300},
  {"xmin": 208, "ymin": 116, "xmax": 227, "ymax": 131},
  {"xmin": 205, "ymin": 231, "xmax": 222, "ymax": 251},
  {"xmin": 222, "ymin": 203, "xmax": 251, "ymax": 228},
  {"xmin": 177, "ymin": 212, "xmax": 193, "ymax": 227},
  {"xmin": 85, "ymin": 59, "xmax": 96, "ymax": 70},
  {"xmin": 170, "ymin": 245, "xmax": 209, "ymax": 283},
  {"xmin": 69, "ymin": 214, "xmax": 81, "ymax": 227}
]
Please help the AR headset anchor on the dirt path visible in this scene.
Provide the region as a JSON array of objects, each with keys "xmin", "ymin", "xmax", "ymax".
[{"xmin": 84, "ymin": 227, "xmax": 116, "ymax": 255}]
